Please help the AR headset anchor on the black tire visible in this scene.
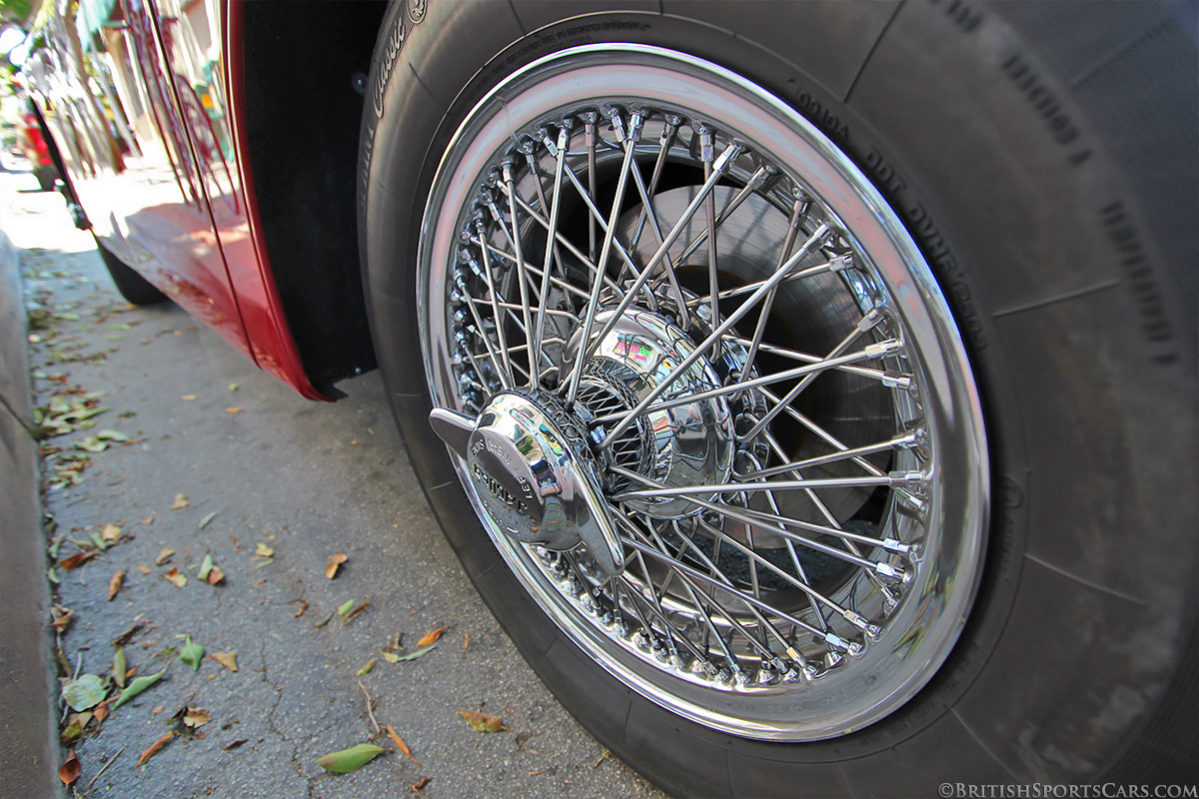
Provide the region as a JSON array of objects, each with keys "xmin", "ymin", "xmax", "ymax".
[
  {"xmin": 360, "ymin": 2, "xmax": 1197, "ymax": 795},
  {"xmin": 33, "ymin": 164, "xmax": 58, "ymax": 193},
  {"xmin": 96, "ymin": 241, "xmax": 168, "ymax": 306}
]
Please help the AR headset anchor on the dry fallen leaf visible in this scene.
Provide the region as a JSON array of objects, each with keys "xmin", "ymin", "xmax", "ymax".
[
  {"xmin": 386, "ymin": 725, "xmax": 420, "ymax": 765},
  {"xmin": 163, "ymin": 567, "xmax": 187, "ymax": 588},
  {"xmin": 139, "ymin": 515, "xmax": 155, "ymax": 525},
  {"xmin": 61, "ymin": 714, "xmax": 90, "ymax": 745},
  {"xmin": 155, "ymin": 547, "xmax": 174, "ymax": 566},
  {"xmin": 58, "ymin": 551, "xmax": 97, "ymax": 571},
  {"xmin": 357, "ymin": 658, "xmax": 377, "ymax": 676},
  {"xmin": 171, "ymin": 493, "xmax": 189, "ymax": 510},
  {"xmin": 112, "ymin": 620, "xmax": 145, "ymax": 647},
  {"xmin": 182, "ymin": 707, "xmax": 211, "ymax": 729},
  {"xmin": 137, "ymin": 731, "xmax": 174, "ymax": 766},
  {"xmin": 209, "ymin": 651, "xmax": 238, "ymax": 672},
  {"xmin": 137, "ymin": 564, "xmax": 153, "ymax": 575},
  {"xmin": 107, "ymin": 570, "xmax": 125, "ymax": 601},
  {"xmin": 181, "ymin": 395, "xmax": 196, "ymax": 401},
  {"xmin": 253, "ymin": 542, "xmax": 274, "ymax": 559},
  {"xmin": 458, "ymin": 709, "xmax": 507, "ymax": 733},
  {"xmin": 324, "ymin": 551, "xmax": 348, "ymax": 580},
  {"xmin": 206, "ymin": 566, "xmax": 225, "ymax": 585},
  {"xmin": 293, "ymin": 600, "xmax": 309, "ymax": 618},
  {"xmin": 417, "ymin": 626, "xmax": 450, "ymax": 647},
  {"xmin": 93, "ymin": 702, "xmax": 110, "ymax": 723},
  {"xmin": 410, "ymin": 776, "xmax": 432, "ymax": 792},
  {"xmin": 220, "ymin": 738, "xmax": 247, "ymax": 751},
  {"xmin": 50, "ymin": 605, "xmax": 73, "ymax": 631},
  {"xmin": 58, "ymin": 751, "xmax": 81, "ymax": 786},
  {"xmin": 101, "ymin": 523, "xmax": 122, "ymax": 542},
  {"xmin": 225, "ymin": 407, "xmax": 243, "ymax": 414}
]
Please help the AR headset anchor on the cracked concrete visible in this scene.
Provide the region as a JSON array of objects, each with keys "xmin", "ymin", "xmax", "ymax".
[{"xmin": 2, "ymin": 167, "xmax": 668, "ymax": 797}]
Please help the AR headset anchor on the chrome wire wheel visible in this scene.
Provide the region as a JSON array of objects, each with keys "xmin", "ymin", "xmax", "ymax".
[{"xmin": 418, "ymin": 45, "xmax": 989, "ymax": 741}]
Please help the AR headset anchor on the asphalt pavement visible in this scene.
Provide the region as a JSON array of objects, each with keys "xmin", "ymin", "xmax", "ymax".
[{"xmin": 0, "ymin": 164, "xmax": 668, "ymax": 799}]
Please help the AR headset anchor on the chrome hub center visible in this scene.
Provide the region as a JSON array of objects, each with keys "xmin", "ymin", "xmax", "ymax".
[
  {"xmin": 429, "ymin": 390, "xmax": 624, "ymax": 576},
  {"xmin": 568, "ymin": 307, "xmax": 735, "ymax": 518}
]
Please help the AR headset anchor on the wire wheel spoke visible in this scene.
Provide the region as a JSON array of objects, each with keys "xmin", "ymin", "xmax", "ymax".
[{"xmin": 422, "ymin": 47, "xmax": 988, "ymax": 740}]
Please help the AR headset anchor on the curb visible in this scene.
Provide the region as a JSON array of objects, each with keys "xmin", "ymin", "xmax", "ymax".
[{"xmin": 0, "ymin": 230, "xmax": 61, "ymax": 797}]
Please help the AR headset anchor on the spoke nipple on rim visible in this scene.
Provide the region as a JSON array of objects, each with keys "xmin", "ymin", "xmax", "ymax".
[
  {"xmin": 889, "ymin": 469, "xmax": 927, "ymax": 485},
  {"xmin": 865, "ymin": 340, "xmax": 901, "ymax": 359},
  {"xmin": 857, "ymin": 307, "xmax": 883, "ymax": 331},
  {"xmin": 829, "ymin": 254, "xmax": 854, "ymax": 272},
  {"xmin": 824, "ymin": 634, "xmax": 850, "ymax": 652},
  {"xmin": 875, "ymin": 561, "xmax": 911, "ymax": 583}
]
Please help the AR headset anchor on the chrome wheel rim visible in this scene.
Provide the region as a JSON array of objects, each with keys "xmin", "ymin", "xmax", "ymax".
[{"xmin": 417, "ymin": 45, "xmax": 989, "ymax": 741}]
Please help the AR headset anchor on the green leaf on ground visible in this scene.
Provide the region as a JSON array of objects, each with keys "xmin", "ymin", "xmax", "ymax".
[
  {"xmin": 112, "ymin": 647, "xmax": 127, "ymax": 688},
  {"xmin": 197, "ymin": 554, "xmax": 214, "ymax": 580},
  {"xmin": 315, "ymin": 743, "xmax": 386, "ymax": 773},
  {"xmin": 111, "ymin": 667, "xmax": 167, "ymax": 709},
  {"xmin": 180, "ymin": 635, "xmax": 204, "ymax": 671},
  {"xmin": 62, "ymin": 674, "xmax": 106, "ymax": 711},
  {"xmin": 392, "ymin": 644, "xmax": 437, "ymax": 662}
]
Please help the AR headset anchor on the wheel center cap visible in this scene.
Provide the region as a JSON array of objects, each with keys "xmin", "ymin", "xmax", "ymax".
[{"xmin": 430, "ymin": 390, "xmax": 624, "ymax": 577}]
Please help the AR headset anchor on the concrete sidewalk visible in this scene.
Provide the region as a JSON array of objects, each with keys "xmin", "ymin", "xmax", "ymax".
[{"xmin": 0, "ymin": 225, "xmax": 60, "ymax": 799}]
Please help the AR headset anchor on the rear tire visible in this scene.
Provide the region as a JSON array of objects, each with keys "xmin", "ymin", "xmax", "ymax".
[
  {"xmin": 33, "ymin": 164, "xmax": 58, "ymax": 193},
  {"xmin": 96, "ymin": 241, "xmax": 168, "ymax": 306},
  {"xmin": 360, "ymin": 2, "xmax": 1197, "ymax": 794}
]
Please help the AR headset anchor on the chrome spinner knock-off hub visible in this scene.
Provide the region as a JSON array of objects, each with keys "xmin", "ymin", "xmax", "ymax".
[
  {"xmin": 429, "ymin": 390, "xmax": 624, "ymax": 577},
  {"xmin": 429, "ymin": 306, "xmax": 737, "ymax": 577}
]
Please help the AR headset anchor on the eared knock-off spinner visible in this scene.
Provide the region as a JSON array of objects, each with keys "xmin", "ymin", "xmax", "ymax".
[{"xmin": 430, "ymin": 391, "xmax": 624, "ymax": 576}]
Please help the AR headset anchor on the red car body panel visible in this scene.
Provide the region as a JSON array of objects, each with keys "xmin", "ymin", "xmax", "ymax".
[
  {"xmin": 27, "ymin": 0, "xmax": 327, "ymax": 401},
  {"xmin": 215, "ymin": 0, "xmax": 326, "ymax": 400}
]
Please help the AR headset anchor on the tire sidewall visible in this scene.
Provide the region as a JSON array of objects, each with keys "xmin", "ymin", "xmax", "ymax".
[{"xmin": 360, "ymin": 2, "xmax": 1197, "ymax": 791}]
